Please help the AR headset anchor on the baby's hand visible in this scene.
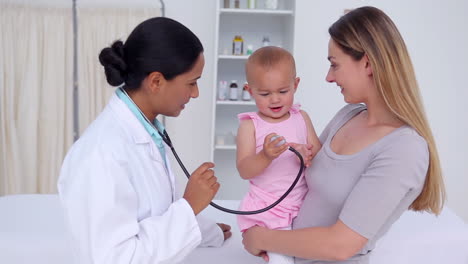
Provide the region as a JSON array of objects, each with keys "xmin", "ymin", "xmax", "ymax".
[
  {"xmin": 262, "ymin": 133, "xmax": 289, "ymax": 161},
  {"xmin": 288, "ymin": 143, "xmax": 314, "ymax": 167}
]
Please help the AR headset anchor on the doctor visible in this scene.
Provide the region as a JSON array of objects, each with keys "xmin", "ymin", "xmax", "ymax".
[{"xmin": 58, "ymin": 17, "xmax": 231, "ymax": 264}]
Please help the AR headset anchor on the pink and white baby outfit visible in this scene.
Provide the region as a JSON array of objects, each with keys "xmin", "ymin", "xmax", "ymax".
[{"xmin": 237, "ymin": 104, "xmax": 308, "ymax": 232}]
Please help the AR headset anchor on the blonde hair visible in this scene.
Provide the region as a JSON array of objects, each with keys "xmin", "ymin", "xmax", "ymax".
[
  {"xmin": 329, "ymin": 6, "xmax": 445, "ymax": 214},
  {"xmin": 245, "ymin": 46, "xmax": 296, "ymax": 84}
]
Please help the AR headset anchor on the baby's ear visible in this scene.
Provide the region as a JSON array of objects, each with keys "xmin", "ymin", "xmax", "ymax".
[
  {"xmin": 294, "ymin": 77, "xmax": 301, "ymax": 91},
  {"xmin": 245, "ymin": 83, "xmax": 254, "ymax": 95}
]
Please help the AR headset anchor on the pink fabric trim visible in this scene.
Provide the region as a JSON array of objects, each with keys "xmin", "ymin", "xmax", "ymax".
[
  {"xmin": 289, "ymin": 103, "xmax": 301, "ymax": 114},
  {"xmin": 237, "ymin": 112, "xmax": 256, "ymax": 121}
]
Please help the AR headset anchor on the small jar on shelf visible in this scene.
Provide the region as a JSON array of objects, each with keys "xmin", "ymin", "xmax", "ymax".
[
  {"xmin": 246, "ymin": 44, "xmax": 254, "ymax": 55},
  {"xmin": 232, "ymin": 35, "xmax": 244, "ymax": 55},
  {"xmin": 218, "ymin": 80, "xmax": 228, "ymax": 100},
  {"xmin": 248, "ymin": 0, "xmax": 256, "ymax": 9},
  {"xmin": 262, "ymin": 36, "xmax": 270, "ymax": 47},
  {"xmin": 229, "ymin": 80, "xmax": 239, "ymax": 101},
  {"xmin": 264, "ymin": 0, "xmax": 278, "ymax": 9}
]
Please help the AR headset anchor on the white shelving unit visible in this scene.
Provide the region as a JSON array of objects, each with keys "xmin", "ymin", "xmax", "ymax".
[{"xmin": 211, "ymin": 0, "xmax": 296, "ymax": 199}]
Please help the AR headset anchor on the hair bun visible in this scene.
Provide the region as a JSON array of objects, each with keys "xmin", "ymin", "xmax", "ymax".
[{"xmin": 98, "ymin": 40, "xmax": 127, "ymax": 86}]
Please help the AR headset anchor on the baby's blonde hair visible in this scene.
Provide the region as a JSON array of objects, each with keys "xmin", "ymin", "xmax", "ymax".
[{"xmin": 245, "ymin": 46, "xmax": 296, "ymax": 85}]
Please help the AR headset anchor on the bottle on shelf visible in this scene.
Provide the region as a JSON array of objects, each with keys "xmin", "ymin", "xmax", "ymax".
[
  {"xmin": 232, "ymin": 35, "xmax": 244, "ymax": 55},
  {"xmin": 242, "ymin": 82, "xmax": 251, "ymax": 101},
  {"xmin": 218, "ymin": 80, "xmax": 228, "ymax": 100},
  {"xmin": 224, "ymin": 0, "xmax": 230, "ymax": 8},
  {"xmin": 262, "ymin": 36, "xmax": 270, "ymax": 47},
  {"xmin": 229, "ymin": 80, "xmax": 239, "ymax": 101},
  {"xmin": 248, "ymin": 0, "xmax": 256, "ymax": 9},
  {"xmin": 234, "ymin": 0, "xmax": 240, "ymax": 8},
  {"xmin": 265, "ymin": 0, "xmax": 278, "ymax": 9},
  {"xmin": 216, "ymin": 134, "xmax": 225, "ymax": 146},
  {"xmin": 246, "ymin": 44, "xmax": 254, "ymax": 55}
]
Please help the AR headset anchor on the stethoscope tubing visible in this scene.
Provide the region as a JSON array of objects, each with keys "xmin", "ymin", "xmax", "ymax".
[{"xmin": 161, "ymin": 129, "xmax": 305, "ymax": 215}]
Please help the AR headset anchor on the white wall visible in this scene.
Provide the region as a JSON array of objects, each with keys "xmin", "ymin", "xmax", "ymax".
[{"xmin": 3, "ymin": 0, "xmax": 159, "ymax": 8}]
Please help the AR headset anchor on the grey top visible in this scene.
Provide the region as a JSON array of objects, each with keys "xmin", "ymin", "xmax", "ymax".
[{"xmin": 293, "ymin": 104, "xmax": 429, "ymax": 264}]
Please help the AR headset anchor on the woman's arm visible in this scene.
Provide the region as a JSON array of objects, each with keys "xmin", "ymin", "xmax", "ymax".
[
  {"xmin": 243, "ymin": 129, "xmax": 429, "ymax": 261},
  {"xmin": 242, "ymin": 220, "xmax": 367, "ymax": 261}
]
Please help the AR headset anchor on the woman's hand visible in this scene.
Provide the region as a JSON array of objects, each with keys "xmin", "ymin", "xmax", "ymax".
[
  {"xmin": 262, "ymin": 133, "xmax": 289, "ymax": 161},
  {"xmin": 242, "ymin": 226, "xmax": 269, "ymax": 261},
  {"xmin": 217, "ymin": 223, "xmax": 232, "ymax": 241},
  {"xmin": 183, "ymin": 162, "xmax": 219, "ymax": 215},
  {"xmin": 289, "ymin": 143, "xmax": 314, "ymax": 167}
]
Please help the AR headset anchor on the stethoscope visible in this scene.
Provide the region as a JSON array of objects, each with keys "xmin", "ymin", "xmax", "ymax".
[{"xmin": 121, "ymin": 87, "xmax": 305, "ymax": 215}]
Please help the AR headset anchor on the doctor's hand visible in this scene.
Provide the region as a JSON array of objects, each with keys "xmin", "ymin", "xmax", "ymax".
[
  {"xmin": 183, "ymin": 162, "xmax": 220, "ymax": 215},
  {"xmin": 217, "ymin": 223, "xmax": 232, "ymax": 241}
]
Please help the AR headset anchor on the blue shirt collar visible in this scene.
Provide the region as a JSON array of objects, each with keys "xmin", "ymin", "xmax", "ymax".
[{"xmin": 115, "ymin": 87, "xmax": 167, "ymax": 158}]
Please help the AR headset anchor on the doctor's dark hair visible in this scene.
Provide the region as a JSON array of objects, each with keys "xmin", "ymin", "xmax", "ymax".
[{"xmin": 98, "ymin": 17, "xmax": 204, "ymax": 90}]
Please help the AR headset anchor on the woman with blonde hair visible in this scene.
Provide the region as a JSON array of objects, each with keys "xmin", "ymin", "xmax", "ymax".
[{"xmin": 242, "ymin": 6, "xmax": 445, "ymax": 263}]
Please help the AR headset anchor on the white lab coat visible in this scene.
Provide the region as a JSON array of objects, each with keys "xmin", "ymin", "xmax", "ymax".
[{"xmin": 57, "ymin": 94, "xmax": 223, "ymax": 264}]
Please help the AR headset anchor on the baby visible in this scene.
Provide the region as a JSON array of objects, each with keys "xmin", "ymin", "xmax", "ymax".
[{"xmin": 236, "ymin": 46, "xmax": 321, "ymax": 263}]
